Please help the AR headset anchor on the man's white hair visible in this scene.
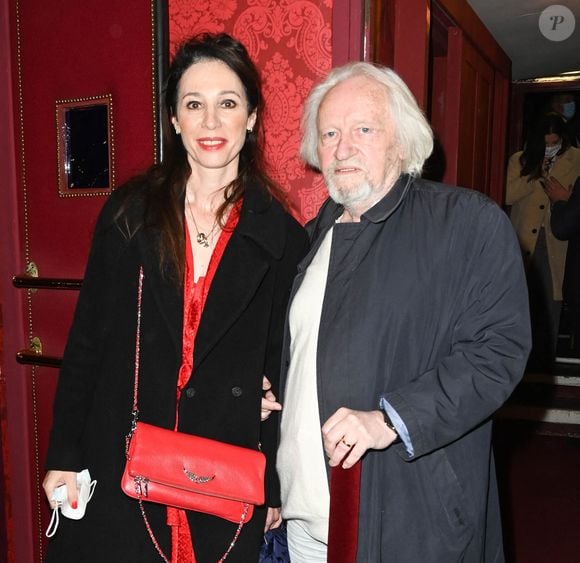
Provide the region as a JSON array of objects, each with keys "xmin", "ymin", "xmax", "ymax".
[{"xmin": 300, "ymin": 62, "xmax": 434, "ymax": 177}]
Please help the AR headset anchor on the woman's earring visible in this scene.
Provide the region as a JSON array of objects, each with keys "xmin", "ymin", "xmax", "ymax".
[{"xmin": 247, "ymin": 127, "xmax": 253, "ymax": 133}]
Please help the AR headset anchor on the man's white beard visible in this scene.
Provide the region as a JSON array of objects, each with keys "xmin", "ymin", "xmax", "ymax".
[{"xmin": 326, "ymin": 176, "xmax": 374, "ymax": 208}]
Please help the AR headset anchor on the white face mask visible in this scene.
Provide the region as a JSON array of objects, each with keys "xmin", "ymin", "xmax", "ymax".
[
  {"xmin": 562, "ymin": 101, "xmax": 576, "ymax": 120},
  {"xmin": 545, "ymin": 143, "xmax": 562, "ymax": 159}
]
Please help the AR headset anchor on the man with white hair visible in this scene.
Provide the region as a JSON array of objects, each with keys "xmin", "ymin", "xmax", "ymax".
[{"xmin": 276, "ymin": 62, "xmax": 531, "ymax": 562}]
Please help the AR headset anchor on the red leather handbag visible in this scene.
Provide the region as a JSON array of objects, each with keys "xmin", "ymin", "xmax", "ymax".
[
  {"xmin": 121, "ymin": 422, "xmax": 265, "ymax": 522},
  {"xmin": 121, "ymin": 267, "xmax": 265, "ymax": 561}
]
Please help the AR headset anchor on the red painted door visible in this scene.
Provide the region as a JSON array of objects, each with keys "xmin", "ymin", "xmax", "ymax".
[
  {"xmin": 1, "ymin": 1, "xmax": 160, "ymax": 560},
  {"xmin": 444, "ymin": 27, "xmax": 495, "ymax": 193},
  {"xmin": 429, "ymin": 6, "xmax": 511, "ymax": 204},
  {"xmin": 361, "ymin": 0, "xmax": 511, "ymax": 203}
]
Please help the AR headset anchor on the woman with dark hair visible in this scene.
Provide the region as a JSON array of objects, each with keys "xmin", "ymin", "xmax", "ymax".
[
  {"xmin": 42, "ymin": 33, "xmax": 307, "ymax": 562},
  {"xmin": 506, "ymin": 112, "xmax": 580, "ymax": 369}
]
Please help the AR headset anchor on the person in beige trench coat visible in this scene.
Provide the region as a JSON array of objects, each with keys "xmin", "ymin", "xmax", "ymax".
[{"xmin": 506, "ymin": 113, "xmax": 580, "ymax": 368}]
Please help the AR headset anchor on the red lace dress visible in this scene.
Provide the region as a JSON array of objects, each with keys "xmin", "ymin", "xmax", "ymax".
[{"xmin": 167, "ymin": 202, "xmax": 241, "ymax": 563}]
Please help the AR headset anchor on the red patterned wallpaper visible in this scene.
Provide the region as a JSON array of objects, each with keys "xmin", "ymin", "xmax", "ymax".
[{"xmin": 169, "ymin": 0, "xmax": 333, "ymax": 223}]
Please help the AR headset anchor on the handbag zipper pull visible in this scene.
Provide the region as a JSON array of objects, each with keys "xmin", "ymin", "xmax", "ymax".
[{"xmin": 135, "ymin": 476, "xmax": 149, "ymax": 498}]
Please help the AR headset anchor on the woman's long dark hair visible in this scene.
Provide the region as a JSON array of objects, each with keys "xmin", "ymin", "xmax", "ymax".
[
  {"xmin": 118, "ymin": 33, "xmax": 284, "ymax": 282},
  {"xmin": 520, "ymin": 113, "xmax": 571, "ymax": 179}
]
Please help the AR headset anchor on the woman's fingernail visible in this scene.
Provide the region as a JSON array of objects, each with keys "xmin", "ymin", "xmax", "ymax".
[{"xmin": 71, "ymin": 501, "xmax": 78, "ymax": 510}]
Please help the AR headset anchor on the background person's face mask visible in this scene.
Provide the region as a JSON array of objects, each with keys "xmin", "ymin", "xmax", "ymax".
[
  {"xmin": 545, "ymin": 143, "xmax": 562, "ymax": 160},
  {"xmin": 561, "ymin": 101, "xmax": 576, "ymax": 121}
]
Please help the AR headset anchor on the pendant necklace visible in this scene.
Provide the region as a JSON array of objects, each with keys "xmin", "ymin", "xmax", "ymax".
[{"xmin": 185, "ymin": 193, "xmax": 219, "ymax": 248}]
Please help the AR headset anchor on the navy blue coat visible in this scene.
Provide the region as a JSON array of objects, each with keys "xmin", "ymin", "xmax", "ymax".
[
  {"xmin": 45, "ymin": 183, "xmax": 308, "ymax": 562},
  {"xmin": 281, "ymin": 176, "xmax": 531, "ymax": 562}
]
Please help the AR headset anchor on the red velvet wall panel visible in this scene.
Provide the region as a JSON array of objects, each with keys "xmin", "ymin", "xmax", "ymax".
[{"xmin": 169, "ymin": 0, "xmax": 334, "ymax": 222}]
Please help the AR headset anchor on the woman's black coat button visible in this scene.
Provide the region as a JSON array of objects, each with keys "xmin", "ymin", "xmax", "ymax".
[
  {"xmin": 231, "ymin": 386, "xmax": 243, "ymax": 397},
  {"xmin": 185, "ymin": 387, "xmax": 196, "ymax": 398}
]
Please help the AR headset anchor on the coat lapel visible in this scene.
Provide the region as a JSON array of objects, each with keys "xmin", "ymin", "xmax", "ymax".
[
  {"xmin": 137, "ymin": 227, "xmax": 183, "ymax": 353},
  {"xmin": 193, "ymin": 187, "xmax": 286, "ymax": 370},
  {"xmin": 279, "ymin": 176, "xmax": 413, "ymax": 401},
  {"xmin": 555, "ymin": 148, "xmax": 579, "ymax": 182}
]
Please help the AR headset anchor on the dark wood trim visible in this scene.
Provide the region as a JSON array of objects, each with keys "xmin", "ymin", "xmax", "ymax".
[
  {"xmin": 12, "ymin": 276, "xmax": 82, "ymax": 290},
  {"xmin": 153, "ymin": 0, "xmax": 168, "ymax": 163},
  {"xmin": 433, "ymin": 0, "xmax": 511, "ymax": 78},
  {"xmin": 15, "ymin": 351, "xmax": 61, "ymax": 368},
  {"xmin": 489, "ymin": 71, "xmax": 509, "ymax": 205}
]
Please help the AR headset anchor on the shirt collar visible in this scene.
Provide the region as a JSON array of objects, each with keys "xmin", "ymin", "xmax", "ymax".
[
  {"xmin": 235, "ymin": 182, "xmax": 286, "ymax": 259},
  {"xmin": 317, "ymin": 174, "xmax": 414, "ymax": 226},
  {"xmin": 361, "ymin": 174, "xmax": 414, "ymax": 223}
]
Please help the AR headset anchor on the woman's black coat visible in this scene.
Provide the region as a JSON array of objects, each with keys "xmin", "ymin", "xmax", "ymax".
[{"xmin": 44, "ymin": 184, "xmax": 308, "ymax": 562}]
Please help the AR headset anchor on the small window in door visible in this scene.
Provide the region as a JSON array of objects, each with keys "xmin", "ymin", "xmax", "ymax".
[{"xmin": 56, "ymin": 94, "xmax": 114, "ymax": 197}]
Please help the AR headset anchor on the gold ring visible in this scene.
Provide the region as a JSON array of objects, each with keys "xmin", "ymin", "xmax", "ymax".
[{"xmin": 340, "ymin": 438, "xmax": 353, "ymax": 448}]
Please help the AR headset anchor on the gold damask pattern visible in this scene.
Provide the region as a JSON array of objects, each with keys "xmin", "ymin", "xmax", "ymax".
[{"xmin": 169, "ymin": 0, "xmax": 332, "ymax": 221}]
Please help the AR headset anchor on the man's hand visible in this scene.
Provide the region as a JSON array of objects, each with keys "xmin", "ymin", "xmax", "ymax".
[
  {"xmin": 264, "ymin": 506, "xmax": 282, "ymax": 531},
  {"xmin": 321, "ymin": 408, "xmax": 398, "ymax": 469},
  {"xmin": 261, "ymin": 375, "xmax": 282, "ymax": 421}
]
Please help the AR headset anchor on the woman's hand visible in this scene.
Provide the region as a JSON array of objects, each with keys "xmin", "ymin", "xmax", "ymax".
[
  {"xmin": 544, "ymin": 176, "xmax": 571, "ymax": 203},
  {"xmin": 261, "ymin": 375, "xmax": 282, "ymax": 421},
  {"xmin": 542, "ymin": 158, "xmax": 552, "ymax": 177},
  {"xmin": 43, "ymin": 470, "xmax": 78, "ymax": 509},
  {"xmin": 264, "ymin": 506, "xmax": 282, "ymax": 531}
]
